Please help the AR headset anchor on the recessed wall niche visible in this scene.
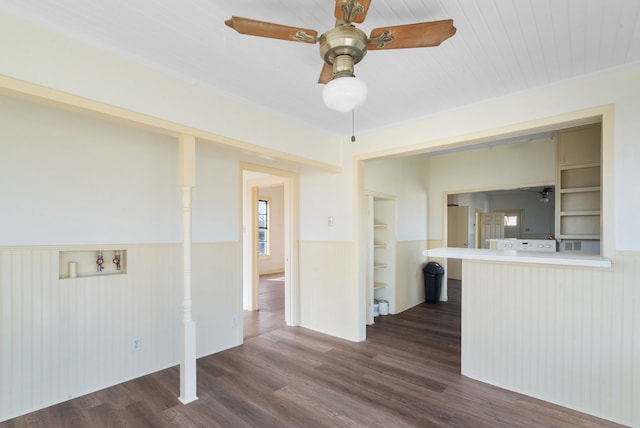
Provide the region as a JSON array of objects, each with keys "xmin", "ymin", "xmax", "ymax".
[{"xmin": 59, "ymin": 249, "xmax": 127, "ymax": 279}]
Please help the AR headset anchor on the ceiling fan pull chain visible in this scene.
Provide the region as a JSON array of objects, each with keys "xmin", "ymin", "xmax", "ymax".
[{"xmin": 351, "ymin": 109, "xmax": 357, "ymax": 142}]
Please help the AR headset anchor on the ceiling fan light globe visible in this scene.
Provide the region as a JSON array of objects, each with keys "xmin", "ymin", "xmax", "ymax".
[{"xmin": 322, "ymin": 76, "xmax": 367, "ymax": 112}]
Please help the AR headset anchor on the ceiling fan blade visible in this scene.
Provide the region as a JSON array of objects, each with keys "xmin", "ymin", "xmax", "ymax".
[
  {"xmin": 368, "ymin": 19, "xmax": 456, "ymax": 50},
  {"xmin": 334, "ymin": 0, "xmax": 371, "ymax": 24},
  {"xmin": 225, "ymin": 16, "xmax": 318, "ymax": 44},
  {"xmin": 318, "ymin": 63, "xmax": 334, "ymax": 84}
]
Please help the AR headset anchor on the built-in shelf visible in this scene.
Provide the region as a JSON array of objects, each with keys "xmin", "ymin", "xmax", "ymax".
[
  {"xmin": 559, "ymin": 214, "xmax": 600, "ymax": 237},
  {"xmin": 367, "ymin": 193, "xmax": 397, "ymax": 324},
  {"xmin": 559, "ymin": 235, "xmax": 601, "ymax": 240},
  {"xmin": 560, "ymin": 211, "xmax": 601, "ymax": 216},
  {"xmin": 59, "ymin": 249, "xmax": 127, "ymax": 279},
  {"xmin": 556, "ymin": 124, "xmax": 602, "ymax": 241},
  {"xmin": 560, "ymin": 186, "xmax": 600, "ymax": 193}
]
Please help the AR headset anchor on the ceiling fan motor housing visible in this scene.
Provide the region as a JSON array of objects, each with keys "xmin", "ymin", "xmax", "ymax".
[{"xmin": 319, "ymin": 25, "xmax": 368, "ymax": 77}]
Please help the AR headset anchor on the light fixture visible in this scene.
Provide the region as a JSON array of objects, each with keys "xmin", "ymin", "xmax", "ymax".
[
  {"xmin": 322, "ymin": 75, "xmax": 367, "ymax": 112},
  {"xmin": 539, "ymin": 189, "xmax": 550, "ymax": 203}
]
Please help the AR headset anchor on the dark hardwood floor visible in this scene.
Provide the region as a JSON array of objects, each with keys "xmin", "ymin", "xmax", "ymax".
[
  {"xmin": 2, "ymin": 279, "xmax": 624, "ymax": 427},
  {"xmin": 243, "ymin": 273, "xmax": 286, "ymax": 340}
]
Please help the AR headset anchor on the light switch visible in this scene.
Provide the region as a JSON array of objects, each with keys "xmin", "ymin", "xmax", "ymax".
[{"xmin": 328, "ymin": 216, "xmax": 334, "ymax": 227}]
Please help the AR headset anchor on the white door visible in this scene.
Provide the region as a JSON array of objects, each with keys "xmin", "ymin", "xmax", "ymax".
[
  {"xmin": 479, "ymin": 212, "xmax": 505, "ymax": 248},
  {"xmin": 447, "ymin": 205, "xmax": 469, "ymax": 280}
]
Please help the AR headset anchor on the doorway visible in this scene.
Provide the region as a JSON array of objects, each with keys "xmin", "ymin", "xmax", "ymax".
[
  {"xmin": 240, "ymin": 163, "xmax": 299, "ymax": 340},
  {"xmin": 479, "ymin": 211, "xmax": 505, "ymax": 248}
]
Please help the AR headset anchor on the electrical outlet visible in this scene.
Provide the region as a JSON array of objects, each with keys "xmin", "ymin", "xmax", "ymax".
[
  {"xmin": 231, "ymin": 316, "xmax": 237, "ymax": 328},
  {"xmin": 132, "ymin": 337, "xmax": 142, "ymax": 352}
]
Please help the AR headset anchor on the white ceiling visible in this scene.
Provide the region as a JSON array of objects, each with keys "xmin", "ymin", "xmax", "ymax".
[{"xmin": 1, "ymin": 0, "xmax": 639, "ymax": 137}]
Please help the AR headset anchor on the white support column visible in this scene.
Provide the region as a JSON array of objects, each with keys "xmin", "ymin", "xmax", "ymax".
[{"xmin": 178, "ymin": 135, "xmax": 198, "ymax": 404}]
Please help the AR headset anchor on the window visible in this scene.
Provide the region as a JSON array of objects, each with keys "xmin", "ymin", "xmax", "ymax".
[
  {"xmin": 258, "ymin": 199, "xmax": 269, "ymax": 255},
  {"xmin": 504, "ymin": 215, "xmax": 518, "ymax": 226},
  {"xmin": 503, "ymin": 210, "xmax": 523, "ymax": 239}
]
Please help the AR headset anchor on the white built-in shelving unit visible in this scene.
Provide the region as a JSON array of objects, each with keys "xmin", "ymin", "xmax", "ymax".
[
  {"xmin": 556, "ymin": 123, "xmax": 602, "ymax": 240},
  {"xmin": 366, "ymin": 192, "xmax": 397, "ymax": 325}
]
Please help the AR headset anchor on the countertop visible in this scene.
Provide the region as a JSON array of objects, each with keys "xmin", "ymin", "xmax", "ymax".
[{"xmin": 423, "ymin": 247, "xmax": 612, "ymax": 268}]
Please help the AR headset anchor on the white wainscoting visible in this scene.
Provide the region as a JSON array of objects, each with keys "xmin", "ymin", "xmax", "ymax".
[
  {"xmin": 192, "ymin": 243, "xmax": 243, "ymax": 356},
  {"xmin": 299, "ymin": 241, "xmax": 357, "ymax": 341},
  {"xmin": 395, "ymin": 240, "xmax": 428, "ymax": 313},
  {"xmin": 0, "ymin": 242, "xmax": 241, "ymax": 422},
  {"xmin": 461, "ymin": 253, "xmax": 640, "ymax": 427}
]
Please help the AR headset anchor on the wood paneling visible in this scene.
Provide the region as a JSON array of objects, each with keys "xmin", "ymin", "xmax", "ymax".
[
  {"xmin": 0, "ymin": 243, "xmax": 242, "ymax": 422},
  {"xmin": 191, "ymin": 243, "xmax": 242, "ymax": 356},
  {"xmin": 394, "ymin": 241, "xmax": 428, "ymax": 313},
  {"xmin": 299, "ymin": 241, "xmax": 357, "ymax": 341},
  {"xmin": 462, "ymin": 254, "xmax": 640, "ymax": 427}
]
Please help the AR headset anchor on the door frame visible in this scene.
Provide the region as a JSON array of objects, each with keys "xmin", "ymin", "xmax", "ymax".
[{"xmin": 240, "ymin": 162, "xmax": 299, "ymax": 329}]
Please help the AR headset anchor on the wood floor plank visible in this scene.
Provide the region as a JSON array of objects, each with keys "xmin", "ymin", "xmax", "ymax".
[
  {"xmin": 84, "ymin": 403, "xmax": 131, "ymax": 428},
  {"xmin": 243, "ymin": 274, "xmax": 286, "ymax": 340},
  {"xmin": 124, "ymin": 400, "xmax": 174, "ymax": 428}
]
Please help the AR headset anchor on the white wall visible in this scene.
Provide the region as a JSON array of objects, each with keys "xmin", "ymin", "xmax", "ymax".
[
  {"xmin": 193, "ymin": 143, "xmax": 240, "ymax": 243},
  {"xmin": 0, "ymin": 95, "xmax": 242, "ymax": 246},
  {"xmin": 0, "ymin": 95, "xmax": 181, "ymax": 245},
  {"xmin": 365, "ymin": 156, "xmax": 429, "ymax": 241},
  {"xmin": 299, "ymin": 168, "xmax": 353, "ymax": 241}
]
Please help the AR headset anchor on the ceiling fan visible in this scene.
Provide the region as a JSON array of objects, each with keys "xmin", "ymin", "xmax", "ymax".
[
  {"xmin": 522, "ymin": 187, "xmax": 554, "ymax": 203},
  {"xmin": 225, "ymin": 0, "xmax": 456, "ymax": 112}
]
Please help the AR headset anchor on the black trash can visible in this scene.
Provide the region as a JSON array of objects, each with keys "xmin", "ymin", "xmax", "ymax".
[{"xmin": 423, "ymin": 262, "xmax": 445, "ymax": 303}]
